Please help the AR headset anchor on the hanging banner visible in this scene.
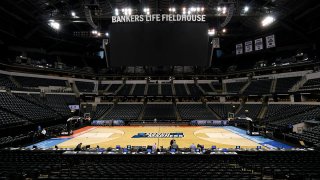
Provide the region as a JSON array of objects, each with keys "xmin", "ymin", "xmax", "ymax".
[
  {"xmin": 236, "ymin": 43, "xmax": 243, "ymax": 55},
  {"xmin": 212, "ymin": 38, "xmax": 220, "ymax": 48},
  {"xmin": 255, "ymin": 38, "xmax": 263, "ymax": 51},
  {"xmin": 266, "ymin": 34, "xmax": 276, "ymax": 48},
  {"xmin": 245, "ymin": 41, "xmax": 253, "ymax": 53}
]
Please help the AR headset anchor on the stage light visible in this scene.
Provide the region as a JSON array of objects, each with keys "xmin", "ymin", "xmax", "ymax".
[
  {"xmin": 261, "ymin": 15, "xmax": 275, "ymax": 27},
  {"xmin": 48, "ymin": 20, "xmax": 60, "ymax": 30},
  {"xmin": 222, "ymin": 6, "xmax": 227, "ymax": 14},
  {"xmin": 115, "ymin": 8, "xmax": 119, "ymax": 15},
  {"xmin": 217, "ymin": 7, "xmax": 221, "ymax": 12},
  {"xmin": 201, "ymin": 7, "xmax": 205, "ymax": 12},
  {"xmin": 244, "ymin": 6, "xmax": 249, "ymax": 12},
  {"xmin": 208, "ymin": 29, "xmax": 215, "ymax": 36},
  {"xmin": 105, "ymin": 32, "xmax": 109, "ymax": 37},
  {"xmin": 222, "ymin": 28, "xmax": 227, "ymax": 33},
  {"xmin": 196, "ymin": 7, "xmax": 200, "ymax": 12},
  {"xmin": 71, "ymin": 11, "xmax": 76, "ymax": 17},
  {"xmin": 143, "ymin": 8, "xmax": 150, "ymax": 14},
  {"xmin": 97, "ymin": 32, "xmax": 101, "ymax": 37},
  {"xmin": 92, "ymin": 30, "xmax": 97, "ymax": 34}
]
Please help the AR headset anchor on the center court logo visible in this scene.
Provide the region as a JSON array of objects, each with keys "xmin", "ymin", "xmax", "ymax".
[{"xmin": 132, "ymin": 132, "xmax": 184, "ymax": 138}]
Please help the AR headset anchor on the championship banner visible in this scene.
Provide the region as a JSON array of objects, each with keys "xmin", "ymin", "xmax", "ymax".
[
  {"xmin": 255, "ymin": 38, "xmax": 263, "ymax": 51},
  {"xmin": 212, "ymin": 38, "xmax": 220, "ymax": 48},
  {"xmin": 236, "ymin": 43, "xmax": 243, "ymax": 55},
  {"xmin": 266, "ymin": 34, "xmax": 276, "ymax": 48},
  {"xmin": 245, "ymin": 41, "xmax": 253, "ymax": 53}
]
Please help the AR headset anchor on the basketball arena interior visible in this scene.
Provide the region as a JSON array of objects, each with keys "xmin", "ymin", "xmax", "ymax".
[{"xmin": 0, "ymin": 0, "xmax": 320, "ymax": 179}]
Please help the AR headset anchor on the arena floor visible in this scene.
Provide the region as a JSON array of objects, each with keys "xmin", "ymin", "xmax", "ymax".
[{"xmin": 55, "ymin": 126, "xmax": 264, "ymax": 149}]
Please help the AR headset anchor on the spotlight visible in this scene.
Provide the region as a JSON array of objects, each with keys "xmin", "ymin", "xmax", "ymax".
[
  {"xmin": 196, "ymin": 7, "xmax": 200, "ymax": 12},
  {"xmin": 71, "ymin": 11, "xmax": 76, "ymax": 17},
  {"xmin": 208, "ymin": 29, "xmax": 215, "ymax": 36},
  {"xmin": 222, "ymin": 6, "xmax": 227, "ymax": 14},
  {"xmin": 261, "ymin": 15, "xmax": 275, "ymax": 27},
  {"xmin": 105, "ymin": 32, "xmax": 109, "ymax": 37},
  {"xmin": 244, "ymin": 6, "xmax": 249, "ymax": 12},
  {"xmin": 201, "ymin": 7, "xmax": 205, "ymax": 12},
  {"xmin": 48, "ymin": 20, "xmax": 60, "ymax": 30},
  {"xmin": 115, "ymin": 8, "xmax": 119, "ymax": 15},
  {"xmin": 217, "ymin": 7, "xmax": 221, "ymax": 12},
  {"xmin": 222, "ymin": 28, "xmax": 227, "ymax": 33}
]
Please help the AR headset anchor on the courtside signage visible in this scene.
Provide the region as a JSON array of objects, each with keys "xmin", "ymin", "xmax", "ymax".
[{"xmin": 132, "ymin": 132, "xmax": 184, "ymax": 138}]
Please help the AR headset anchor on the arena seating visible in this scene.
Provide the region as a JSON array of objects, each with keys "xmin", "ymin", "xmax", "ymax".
[
  {"xmin": 198, "ymin": 83, "xmax": 214, "ymax": 93},
  {"xmin": 103, "ymin": 104, "xmax": 143, "ymax": 120},
  {"xmin": 0, "ymin": 92, "xmax": 59, "ymax": 123},
  {"xmin": 0, "ymin": 74, "xmax": 17, "ymax": 90},
  {"xmin": 147, "ymin": 84, "xmax": 159, "ymax": 96},
  {"xmin": 298, "ymin": 78, "xmax": 320, "ymax": 92},
  {"xmin": 143, "ymin": 104, "xmax": 176, "ymax": 120},
  {"xmin": 187, "ymin": 84, "xmax": 203, "ymax": 97},
  {"xmin": 131, "ymin": 84, "xmax": 145, "ymax": 96},
  {"xmin": 116, "ymin": 84, "xmax": 133, "ymax": 96},
  {"xmin": 174, "ymin": 84, "xmax": 188, "ymax": 96},
  {"xmin": 286, "ymin": 125, "xmax": 320, "ymax": 146},
  {"xmin": 243, "ymin": 79, "xmax": 272, "ymax": 95},
  {"xmin": 98, "ymin": 84, "xmax": 109, "ymax": 91},
  {"xmin": 0, "ymin": 150, "xmax": 319, "ymax": 179},
  {"xmin": 236, "ymin": 104, "xmax": 262, "ymax": 119},
  {"xmin": 75, "ymin": 81, "xmax": 95, "ymax": 93},
  {"xmin": 274, "ymin": 76, "xmax": 301, "ymax": 93},
  {"xmin": 211, "ymin": 82, "xmax": 222, "ymax": 91},
  {"xmin": 93, "ymin": 104, "xmax": 112, "ymax": 119},
  {"xmin": 107, "ymin": 84, "xmax": 122, "ymax": 93},
  {"xmin": 13, "ymin": 76, "xmax": 67, "ymax": 87},
  {"xmin": 226, "ymin": 81, "xmax": 246, "ymax": 93},
  {"xmin": 160, "ymin": 84, "xmax": 173, "ymax": 96},
  {"xmin": 177, "ymin": 104, "xmax": 215, "ymax": 120},
  {"xmin": 0, "ymin": 109, "xmax": 29, "ymax": 129},
  {"xmin": 208, "ymin": 104, "xmax": 237, "ymax": 119}
]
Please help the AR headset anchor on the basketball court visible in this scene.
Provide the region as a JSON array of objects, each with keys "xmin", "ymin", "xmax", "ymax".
[{"xmin": 44, "ymin": 126, "xmax": 287, "ymax": 149}]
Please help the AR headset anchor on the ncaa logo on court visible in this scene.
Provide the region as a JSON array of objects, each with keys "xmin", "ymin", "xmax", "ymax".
[{"xmin": 132, "ymin": 132, "xmax": 184, "ymax": 138}]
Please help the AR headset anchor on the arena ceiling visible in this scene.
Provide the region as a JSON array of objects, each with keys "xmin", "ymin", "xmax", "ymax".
[{"xmin": 0, "ymin": 0, "xmax": 319, "ymax": 64}]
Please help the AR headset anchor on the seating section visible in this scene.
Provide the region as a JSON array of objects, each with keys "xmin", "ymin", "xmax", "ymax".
[
  {"xmin": 198, "ymin": 83, "xmax": 214, "ymax": 93},
  {"xmin": 13, "ymin": 76, "xmax": 67, "ymax": 87},
  {"xmin": 0, "ymin": 92, "xmax": 59, "ymax": 123},
  {"xmin": 75, "ymin": 81, "xmax": 95, "ymax": 92},
  {"xmin": 243, "ymin": 79, "xmax": 272, "ymax": 95},
  {"xmin": 287, "ymin": 125, "xmax": 320, "ymax": 146},
  {"xmin": 93, "ymin": 104, "xmax": 112, "ymax": 119},
  {"xmin": 236, "ymin": 104, "xmax": 262, "ymax": 119},
  {"xmin": 143, "ymin": 104, "xmax": 176, "ymax": 120},
  {"xmin": 107, "ymin": 84, "xmax": 121, "ymax": 93},
  {"xmin": 132, "ymin": 84, "xmax": 145, "ymax": 96},
  {"xmin": 160, "ymin": 84, "xmax": 173, "ymax": 96},
  {"xmin": 298, "ymin": 78, "xmax": 320, "ymax": 92},
  {"xmin": 174, "ymin": 84, "xmax": 188, "ymax": 96},
  {"xmin": 103, "ymin": 104, "xmax": 143, "ymax": 120},
  {"xmin": 208, "ymin": 104, "xmax": 238, "ymax": 119},
  {"xmin": 211, "ymin": 82, "xmax": 222, "ymax": 91},
  {"xmin": 187, "ymin": 84, "xmax": 203, "ymax": 97},
  {"xmin": 116, "ymin": 84, "xmax": 133, "ymax": 96},
  {"xmin": 177, "ymin": 104, "xmax": 214, "ymax": 120},
  {"xmin": 226, "ymin": 82, "xmax": 246, "ymax": 93},
  {"xmin": 0, "ymin": 109, "xmax": 29, "ymax": 129},
  {"xmin": 0, "ymin": 74, "xmax": 17, "ymax": 90},
  {"xmin": 0, "ymin": 150, "xmax": 319, "ymax": 179},
  {"xmin": 98, "ymin": 84, "xmax": 109, "ymax": 91},
  {"xmin": 147, "ymin": 84, "xmax": 159, "ymax": 96},
  {"xmin": 275, "ymin": 77, "xmax": 301, "ymax": 93}
]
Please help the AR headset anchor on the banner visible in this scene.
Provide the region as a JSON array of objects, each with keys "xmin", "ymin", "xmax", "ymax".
[
  {"xmin": 245, "ymin": 41, "xmax": 253, "ymax": 53},
  {"xmin": 212, "ymin": 38, "xmax": 220, "ymax": 48},
  {"xmin": 255, "ymin": 38, "xmax": 263, "ymax": 51},
  {"xmin": 236, "ymin": 43, "xmax": 243, "ymax": 55},
  {"xmin": 112, "ymin": 14, "xmax": 206, "ymax": 23},
  {"xmin": 266, "ymin": 34, "xmax": 276, "ymax": 48}
]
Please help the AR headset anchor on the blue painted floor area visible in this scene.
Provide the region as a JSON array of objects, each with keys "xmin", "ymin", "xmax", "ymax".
[
  {"xmin": 27, "ymin": 138, "xmax": 71, "ymax": 149},
  {"xmin": 223, "ymin": 126, "xmax": 293, "ymax": 149}
]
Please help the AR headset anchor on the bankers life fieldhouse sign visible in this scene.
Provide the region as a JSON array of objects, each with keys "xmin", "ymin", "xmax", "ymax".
[{"xmin": 112, "ymin": 14, "xmax": 206, "ymax": 23}]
